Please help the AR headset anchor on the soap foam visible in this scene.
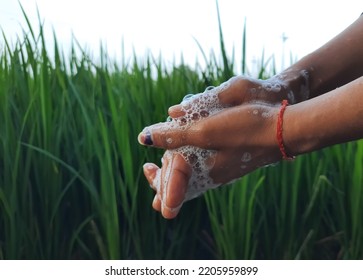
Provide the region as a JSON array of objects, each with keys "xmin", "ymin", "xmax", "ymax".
[{"xmin": 153, "ymin": 82, "xmax": 232, "ymax": 210}]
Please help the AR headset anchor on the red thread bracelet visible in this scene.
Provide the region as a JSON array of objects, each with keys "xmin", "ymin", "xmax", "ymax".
[{"xmin": 277, "ymin": 100, "xmax": 295, "ymax": 161}]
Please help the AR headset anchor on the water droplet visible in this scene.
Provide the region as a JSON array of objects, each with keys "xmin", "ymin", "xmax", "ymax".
[
  {"xmin": 262, "ymin": 111, "xmax": 271, "ymax": 118},
  {"xmin": 241, "ymin": 152, "xmax": 252, "ymax": 162},
  {"xmin": 264, "ymin": 83, "xmax": 272, "ymax": 91},
  {"xmin": 273, "ymin": 84, "xmax": 281, "ymax": 92}
]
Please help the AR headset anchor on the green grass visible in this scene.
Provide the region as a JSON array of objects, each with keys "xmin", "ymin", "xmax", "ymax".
[
  {"xmin": 0, "ymin": 4, "xmax": 362, "ymax": 259},
  {"xmin": 204, "ymin": 145, "xmax": 363, "ymax": 260}
]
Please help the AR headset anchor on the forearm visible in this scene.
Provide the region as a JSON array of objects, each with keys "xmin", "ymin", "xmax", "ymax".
[
  {"xmin": 284, "ymin": 76, "xmax": 363, "ymax": 156},
  {"xmin": 279, "ymin": 15, "xmax": 363, "ymax": 101}
]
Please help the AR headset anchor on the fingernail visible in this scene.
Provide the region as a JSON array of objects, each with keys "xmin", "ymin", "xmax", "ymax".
[{"xmin": 138, "ymin": 130, "xmax": 153, "ymax": 146}]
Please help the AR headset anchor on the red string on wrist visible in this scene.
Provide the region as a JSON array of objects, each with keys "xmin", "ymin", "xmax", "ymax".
[{"xmin": 277, "ymin": 100, "xmax": 295, "ymax": 161}]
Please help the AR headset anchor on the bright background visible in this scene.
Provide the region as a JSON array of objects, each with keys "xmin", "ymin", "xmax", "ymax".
[{"xmin": 0, "ymin": 0, "xmax": 361, "ymax": 71}]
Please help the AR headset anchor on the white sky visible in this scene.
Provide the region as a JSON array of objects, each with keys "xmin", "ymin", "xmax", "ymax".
[{"xmin": 0, "ymin": 0, "xmax": 361, "ymax": 73}]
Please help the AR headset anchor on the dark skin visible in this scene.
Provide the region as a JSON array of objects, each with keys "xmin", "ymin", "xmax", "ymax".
[{"xmin": 138, "ymin": 16, "xmax": 363, "ymax": 219}]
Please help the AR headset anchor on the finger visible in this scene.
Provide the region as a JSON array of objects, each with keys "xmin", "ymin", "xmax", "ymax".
[
  {"xmin": 143, "ymin": 163, "xmax": 160, "ymax": 191},
  {"xmin": 139, "ymin": 79, "xmax": 253, "ymax": 150},
  {"xmin": 152, "ymin": 195, "xmax": 161, "ymax": 213},
  {"xmin": 139, "ymin": 83, "xmax": 233, "ymax": 149},
  {"xmin": 168, "ymin": 83, "xmax": 229, "ymax": 119},
  {"xmin": 167, "ymin": 94, "xmax": 205, "ymax": 118},
  {"xmin": 161, "ymin": 204, "xmax": 181, "ymax": 219},
  {"xmin": 168, "ymin": 93, "xmax": 202, "ymax": 118},
  {"xmin": 164, "ymin": 153, "xmax": 191, "ymax": 208},
  {"xmin": 138, "ymin": 122, "xmax": 190, "ymax": 149},
  {"xmin": 161, "ymin": 153, "xmax": 191, "ymax": 219},
  {"xmin": 144, "ymin": 163, "xmax": 163, "ymax": 213},
  {"xmin": 168, "ymin": 104, "xmax": 185, "ymax": 118},
  {"xmin": 168, "ymin": 76, "xmax": 252, "ymax": 120},
  {"xmin": 217, "ymin": 76, "xmax": 255, "ymax": 106}
]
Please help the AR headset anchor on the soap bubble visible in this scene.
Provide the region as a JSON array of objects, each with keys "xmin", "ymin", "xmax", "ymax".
[{"xmin": 154, "ymin": 80, "xmax": 234, "ymax": 210}]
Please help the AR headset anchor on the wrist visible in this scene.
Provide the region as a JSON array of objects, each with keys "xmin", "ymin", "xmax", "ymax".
[
  {"xmin": 281, "ymin": 100, "xmax": 322, "ymax": 157},
  {"xmin": 282, "ymin": 77, "xmax": 363, "ymax": 157},
  {"xmin": 276, "ymin": 100, "xmax": 295, "ymax": 160},
  {"xmin": 272, "ymin": 68, "xmax": 311, "ymax": 104}
]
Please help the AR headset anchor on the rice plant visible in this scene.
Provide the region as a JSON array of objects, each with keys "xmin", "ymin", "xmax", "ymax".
[{"xmin": 0, "ymin": 4, "xmax": 362, "ymax": 260}]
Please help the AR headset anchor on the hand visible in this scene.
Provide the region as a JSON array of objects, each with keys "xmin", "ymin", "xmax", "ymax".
[
  {"xmin": 138, "ymin": 74, "xmax": 299, "ymax": 219},
  {"xmin": 138, "ymin": 73, "xmax": 307, "ymax": 219},
  {"xmin": 139, "ymin": 100, "xmax": 282, "ymax": 219},
  {"xmin": 168, "ymin": 74, "xmax": 308, "ymax": 120}
]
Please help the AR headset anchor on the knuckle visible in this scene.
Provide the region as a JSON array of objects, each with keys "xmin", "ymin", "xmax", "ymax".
[{"xmin": 191, "ymin": 122, "xmax": 211, "ymax": 148}]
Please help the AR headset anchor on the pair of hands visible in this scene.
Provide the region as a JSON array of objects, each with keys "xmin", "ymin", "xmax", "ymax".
[{"xmin": 138, "ymin": 75, "xmax": 298, "ymax": 219}]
